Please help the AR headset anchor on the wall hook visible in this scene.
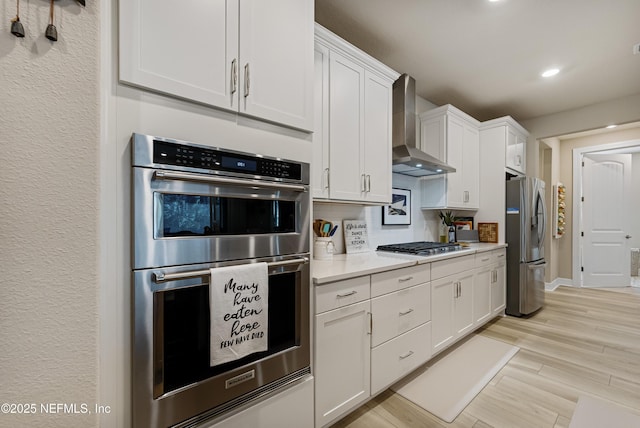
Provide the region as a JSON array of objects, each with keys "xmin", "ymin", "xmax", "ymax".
[
  {"xmin": 45, "ymin": 0, "xmax": 57, "ymax": 41},
  {"xmin": 10, "ymin": 0, "xmax": 25, "ymax": 38}
]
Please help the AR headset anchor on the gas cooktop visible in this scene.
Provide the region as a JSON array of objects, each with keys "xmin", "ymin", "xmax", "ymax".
[{"xmin": 377, "ymin": 241, "xmax": 462, "ymax": 256}]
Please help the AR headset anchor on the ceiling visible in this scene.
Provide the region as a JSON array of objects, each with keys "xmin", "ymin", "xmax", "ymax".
[{"xmin": 315, "ymin": 0, "xmax": 640, "ymax": 123}]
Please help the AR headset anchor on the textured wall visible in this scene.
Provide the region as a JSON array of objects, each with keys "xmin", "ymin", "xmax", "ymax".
[{"xmin": 0, "ymin": 1, "xmax": 99, "ymax": 427}]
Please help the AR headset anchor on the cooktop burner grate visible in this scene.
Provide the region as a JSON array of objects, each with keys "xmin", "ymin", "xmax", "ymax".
[{"xmin": 377, "ymin": 241, "xmax": 462, "ymax": 256}]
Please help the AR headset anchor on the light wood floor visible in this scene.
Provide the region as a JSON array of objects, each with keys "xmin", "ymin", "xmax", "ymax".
[{"xmin": 330, "ymin": 286, "xmax": 640, "ymax": 428}]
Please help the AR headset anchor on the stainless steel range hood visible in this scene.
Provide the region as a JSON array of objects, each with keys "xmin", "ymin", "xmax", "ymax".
[{"xmin": 392, "ymin": 74, "xmax": 455, "ymax": 177}]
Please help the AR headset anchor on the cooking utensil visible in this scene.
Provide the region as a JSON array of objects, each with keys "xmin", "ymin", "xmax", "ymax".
[
  {"xmin": 329, "ymin": 225, "xmax": 338, "ymax": 237},
  {"xmin": 321, "ymin": 222, "xmax": 332, "ymax": 236},
  {"xmin": 313, "ymin": 219, "xmax": 334, "ymax": 237},
  {"xmin": 45, "ymin": 0, "xmax": 57, "ymax": 41},
  {"xmin": 10, "ymin": 0, "xmax": 25, "ymax": 38}
]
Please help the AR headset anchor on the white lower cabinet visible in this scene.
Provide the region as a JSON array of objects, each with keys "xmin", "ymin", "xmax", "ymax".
[
  {"xmin": 430, "ymin": 277, "xmax": 455, "ymax": 354},
  {"xmin": 315, "ymin": 297, "xmax": 371, "ymax": 428},
  {"xmin": 431, "ymin": 255, "xmax": 476, "ymax": 355},
  {"xmin": 371, "ymin": 322, "xmax": 431, "ymax": 394},
  {"xmin": 474, "ymin": 253, "xmax": 494, "ymax": 325},
  {"xmin": 491, "ymin": 253, "xmax": 507, "ymax": 315},
  {"xmin": 430, "ymin": 271, "xmax": 474, "ymax": 355}
]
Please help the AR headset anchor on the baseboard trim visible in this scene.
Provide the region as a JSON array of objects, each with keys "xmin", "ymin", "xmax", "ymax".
[{"xmin": 546, "ymin": 277, "xmax": 574, "ymax": 291}]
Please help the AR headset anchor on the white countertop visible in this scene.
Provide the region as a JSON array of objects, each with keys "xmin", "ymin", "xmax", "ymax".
[{"xmin": 312, "ymin": 243, "xmax": 507, "ymax": 285}]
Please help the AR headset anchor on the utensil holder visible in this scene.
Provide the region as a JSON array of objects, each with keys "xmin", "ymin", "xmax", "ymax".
[{"xmin": 314, "ymin": 237, "xmax": 335, "ymax": 261}]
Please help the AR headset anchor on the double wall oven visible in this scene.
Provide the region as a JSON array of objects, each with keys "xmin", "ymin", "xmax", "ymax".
[{"xmin": 131, "ymin": 134, "xmax": 311, "ymax": 427}]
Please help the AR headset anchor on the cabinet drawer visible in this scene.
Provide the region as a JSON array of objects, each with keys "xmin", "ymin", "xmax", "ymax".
[
  {"xmin": 371, "ymin": 283, "xmax": 430, "ymax": 347},
  {"xmin": 431, "ymin": 255, "xmax": 475, "ymax": 280},
  {"xmin": 371, "ymin": 264, "xmax": 430, "ymax": 297},
  {"xmin": 371, "ymin": 322, "xmax": 432, "ymax": 394},
  {"xmin": 475, "ymin": 248, "xmax": 507, "ymax": 267},
  {"xmin": 475, "ymin": 251, "xmax": 495, "ymax": 267},
  {"xmin": 315, "ymin": 276, "xmax": 370, "ymax": 314}
]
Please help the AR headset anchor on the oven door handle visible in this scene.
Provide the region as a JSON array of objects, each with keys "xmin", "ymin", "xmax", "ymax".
[
  {"xmin": 154, "ymin": 170, "xmax": 308, "ymax": 192},
  {"xmin": 153, "ymin": 257, "xmax": 309, "ymax": 283}
]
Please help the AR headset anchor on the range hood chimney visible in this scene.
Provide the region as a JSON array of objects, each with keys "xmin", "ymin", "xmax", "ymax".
[{"xmin": 392, "ymin": 74, "xmax": 455, "ymax": 177}]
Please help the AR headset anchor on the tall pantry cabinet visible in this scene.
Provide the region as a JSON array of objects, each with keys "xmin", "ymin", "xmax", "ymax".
[
  {"xmin": 312, "ymin": 24, "xmax": 399, "ymax": 204},
  {"xmin": 476, "ymin": 116, "xmax": 530, "ymax": 243},
  {"xmin": 119, "ymin": 0, "xmax": 314, "ymax": 131}
]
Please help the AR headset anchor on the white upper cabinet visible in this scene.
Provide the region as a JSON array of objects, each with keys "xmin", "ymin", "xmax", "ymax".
[
  {"xmin": 480, "ymin": 116, "xmax": 529, "ymax": 176},
  {"xmin": 506, "ymin": 126, "xmax": 527, "ymax": 174},
  {"xmin": 119, "ymin": 0, "xmax": 314, "ymax": 132},
  {"xmin": 420, "ymin": 105, "xmax": 480, "ymax": 210},
  {"xmin": 313, "ymin": 24, "xmax": 398, "ymax": 204}
]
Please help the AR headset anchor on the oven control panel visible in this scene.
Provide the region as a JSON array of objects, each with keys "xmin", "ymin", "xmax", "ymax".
[{"xmin": 152, "ymin": 140, "xmax": 302, "ymax": 181}]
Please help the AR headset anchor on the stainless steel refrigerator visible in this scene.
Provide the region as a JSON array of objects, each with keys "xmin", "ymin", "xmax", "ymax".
[{"xmin": 506, "ymin": 177, "xmax": 547, "ymax": 316}]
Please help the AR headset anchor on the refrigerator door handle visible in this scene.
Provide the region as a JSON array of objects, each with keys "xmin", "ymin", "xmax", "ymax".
[
  {"xmin": 527, "ymin": 262, "xmax": 547, "ymax": 270},
  {"xmin": 539, "ymin": 191, "xmax": 547, "ymax": 247}
]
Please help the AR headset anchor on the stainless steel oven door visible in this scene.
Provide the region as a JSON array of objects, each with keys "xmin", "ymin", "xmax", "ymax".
[
  {"xmin": 132, "ymin": 255, "xmax": 310, "ymax": 428},
  {"xmin": 133, "ymin": 167, "xmax": 310, "ymax": 269}
]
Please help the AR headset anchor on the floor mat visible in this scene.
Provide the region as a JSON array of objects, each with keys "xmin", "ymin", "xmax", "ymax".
[
  {"xmin": 569, "ymin": 395, "xmax": 640, "ymax": 428},
  {"xmin": 392, "ymin": 334, "xmax": 518, "ymax": 423}
]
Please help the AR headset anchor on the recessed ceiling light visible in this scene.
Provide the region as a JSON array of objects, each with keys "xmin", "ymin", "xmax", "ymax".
[
  {"xmin": 606, "ymin": 124, "xmax": 617, "ymax": 129},
  {"xmin": 416, "ymin": 163, "xmax": 423, "ymax": 168},
  {"xmin": 541, "ymin": 68, "xmax": 560, "ymax": 78}
]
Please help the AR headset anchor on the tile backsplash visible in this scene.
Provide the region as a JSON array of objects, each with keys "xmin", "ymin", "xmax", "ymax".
[{"xmin": 313, "ymin": 174, "xmax": 441, "ymax": 254}]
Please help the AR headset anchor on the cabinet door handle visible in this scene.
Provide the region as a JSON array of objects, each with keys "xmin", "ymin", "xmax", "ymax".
[
  {"xmin": 323, "ymin": 168, "xmax": 330, "ymax": 190},
  {"xmin": 244, "ymin": 63, "xmax": 250, "ymax": 98},
  {"xmin": 361, "ymin": 174, "xmax": 366, "ymax": 192},
  {"xmin": 336, "ymin": 290, "xmax": 357, "ymax": 298},
  {"xmin": 231, "ymin": 59, "xmax": 238, "ymax": 95},
  {"xmin": 399, "ymin": 351, "xmax": 414, "ymax": 360},
  {"xmin": 516, "ymin": 155, "xmax": 522, "ymax": 166},
  {"xmin": 368, "ymin": 312, "xmax": 373, "ymax": 335},
  {"xmin": 463, "ymin": 190, "xmax": 469, "ymax": 203},
  {"xmin": 366, "ymin": 175, "xmax": 371, "ymax": 192},
  {"xmin": 398, "ymin": 276, "xmax": 414, "ymax": 283},
  {"xmin": 399, "ymin": 308, "xmax": 414, "ymax": 316}
]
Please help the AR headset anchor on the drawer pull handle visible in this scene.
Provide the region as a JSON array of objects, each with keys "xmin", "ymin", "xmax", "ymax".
[
  {"xmin": 336, "ymin": 291, "xmax": 357, "ymax": 298},
  {"xmin": 398, "ymin": 276, "xmax": 414, "ymax": 282},
  {"xmin": 481, "ymin": 257, "xmax": 490, "ymax": 262},
  {"xmin": 497, "ymin": 253, "xmax": 505, "ymax": 258},
  {"xmin": 399, "ymin": 309, "xmax": 414, "ymax": 316},
  {"xmin": 399, "ymin": 351, "xmax": 414, "ymax": 360}
]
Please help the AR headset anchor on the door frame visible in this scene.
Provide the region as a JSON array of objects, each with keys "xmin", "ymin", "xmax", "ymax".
[{"xmin": 572, "ymin": 139, "xmax": 640, "ymax": 286}]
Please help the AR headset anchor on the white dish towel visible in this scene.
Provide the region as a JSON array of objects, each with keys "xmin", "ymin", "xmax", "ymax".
[{"xmin": 210, "ymin": 262, "xmax": 269, "ymax": 366}]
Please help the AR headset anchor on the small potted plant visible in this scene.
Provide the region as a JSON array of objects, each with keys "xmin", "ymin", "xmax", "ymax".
[{"xmin": 439, "ymin": 211, "xmax": 457, "ymax": 243}]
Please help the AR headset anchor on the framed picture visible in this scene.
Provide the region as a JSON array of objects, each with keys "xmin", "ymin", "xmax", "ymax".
[
  {"xmin": 456, "ymin": 216, "xmax": 474, "ymax": 229},
  {"xmin": 453, "ymin": 220, "xmax": 473, "ymax": 231},
  {"xmin": 382, "ymin": 188, "xmax": 411, "ymax": 225}
]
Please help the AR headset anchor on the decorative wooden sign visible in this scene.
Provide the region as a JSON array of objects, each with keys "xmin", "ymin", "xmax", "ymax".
[
  {"xmin": 478, "ymin": 222, "xmax": 498, "ymax": 243},
  {"xmin": 343, "ymin": 220, "xmax": 370, "ymax": 253}
]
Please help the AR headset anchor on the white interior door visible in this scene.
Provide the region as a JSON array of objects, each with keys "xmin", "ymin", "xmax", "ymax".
[{"xmin": 582, "ymin": 153, "xmax": 632, "ymax": 287}]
